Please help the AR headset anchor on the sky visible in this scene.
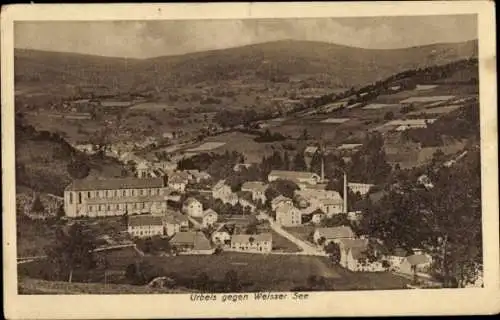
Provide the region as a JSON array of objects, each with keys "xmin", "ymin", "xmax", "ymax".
[{"xmin": 14, "ymin": 15, "xmax": 477, "ymax": 59}]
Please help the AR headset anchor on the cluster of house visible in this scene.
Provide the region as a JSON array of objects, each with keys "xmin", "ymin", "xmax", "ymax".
[{"xmin": 312, "ymin": 225, "xmax": 432, "ymax": 275}]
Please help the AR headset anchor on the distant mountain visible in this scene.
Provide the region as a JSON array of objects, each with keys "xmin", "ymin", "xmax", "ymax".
[{"xmin": 15, "ymin": 39, "xmax": 478, "ymax": 91}]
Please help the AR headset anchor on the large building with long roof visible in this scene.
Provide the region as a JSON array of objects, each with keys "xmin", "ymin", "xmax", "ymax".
[{"xmin": 64, "ymin": 177, "xmax": 170, "ymax": 217}]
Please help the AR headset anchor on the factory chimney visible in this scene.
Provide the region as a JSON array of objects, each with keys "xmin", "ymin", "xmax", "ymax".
[{"xmin": 343, "ymin": 171, "xmax": 348, "ymax": 213}]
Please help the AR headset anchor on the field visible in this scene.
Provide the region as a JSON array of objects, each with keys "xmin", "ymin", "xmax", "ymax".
[
  {"xmin": 144, "ymin": 253, "xmax": 340, "ymax": 291},
  {"xmin": 362, "ymin": 103, "xmax": 400, "ymax": 110},
  {"xmin": 399, "ymin": 95, "xmax": 456, "ymax": 104},
  {"xmin": 407, "ymin": 105, "xmax": 463, "ymax": 116},
  {"xmin": 130, "ymin": 102, "xmax": 178, "ymax": 111},
  {"xmin": 320, "ymin": 118, "xmax": 351, "ymax": 124},
  {"xmin": 18, "ymin": 277, "xmax": 189, "ymax": 294},
  {"xmin": 185, "ymin": 142, "xmax": 227, "ymax": 153},
  {"xmin": 270, "ymin": 230, "xmax": 302, "ymax": 253}
]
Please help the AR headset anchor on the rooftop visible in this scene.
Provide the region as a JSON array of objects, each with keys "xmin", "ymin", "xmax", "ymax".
[
  {"xmin": 406, "ymin": 254, "xmax": 431, "ymax": 266},
  {"xmin": 169, "ymin": 232, "xmax": 212, "ymax": 251},
  {"xmin": 231, "ymin": 233, "xmax": 272, "ymax": 243},
  {"xmin": 269, "ymin": 170, "xmax": 320, "ymax": 180},
  {"xmin": 128, "ymin": 214, "xmax": 163, "ymax": 227},
  {"xmin": 66, "ymin": 177, "xmax": 165, "ymax": 191},
  {"xmin": 241, "ymin": 181, "xmax": 268, "ymax": 192}
]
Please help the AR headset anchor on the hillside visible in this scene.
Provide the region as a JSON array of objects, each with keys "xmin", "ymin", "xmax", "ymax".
[
  {"xmin": 15, "ymin": 114, "xmax": 128, "ymax": 196},
  {"xmin": 15, "ymin": 39, "xmax": 478, "ymax": 93}
]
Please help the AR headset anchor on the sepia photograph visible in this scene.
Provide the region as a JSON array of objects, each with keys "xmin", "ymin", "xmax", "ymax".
[{"xmin": 2, "ymin": 2, "xmax": 498, "ymax": 319}]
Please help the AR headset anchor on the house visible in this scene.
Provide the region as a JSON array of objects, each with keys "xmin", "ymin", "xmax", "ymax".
[
  {"xmin": 275, "ymin": 203, "xmax": 302, "ymax": 227},
  {"xmin": 153, "ymin": 161, "xmax": 177, "ymax": 173},
  {"xmin": 383, "ymin": 247, "xmax": 408, "ymax": 271},
  {"xmin": 167, "ymin": 172, "xmax": 188, "ymax": 192},
  {"xmin": 233, "ymin": 163, "xmax": 254, "ymax": 172},
  {"xmin": 136, "ymin": 162, "xmax": 150, "ymax": 178},
  {"xmin": 268, "ymin": 170, "xmax": 321, "ymax": 186},
  {"xmin": 182, "ymin": 197, "xmax": 203, "ymax": 218},
  {"xmin": 399, "ymin": 252, "xmax": 432, "ymax": 275},
  {"xmin": 241, "ymin": 181, "xmax": 268, "ymax": 204},
  {"xmin": 347, "ymin": 182, "xmax": 374, "ymax": 196},
  {"xmin": 186, "ymin": 169, "xmax": 211, "ymax": 183},
  {"xmin": 338, "ymin": 238, "xmax": 385, "ymax": 272},
  {"xmin": 389, "ymin": 85, "xmax": 402, "ymax": 92},
  {"xmin": 313, "ymin": 226, "xmax": 355, "ymax": 246},
  {"xmin": 310, "ymin": 208, "xmax": 326, "ymax": 224},
  {"xmin": 238, "ymin": 198, "xmax": 256, "ymax": 212},
  {"xmin": 317, "ymin": 198, "xmax": 344, "ymax": 217},
  {"xmin": 128, "ymin": 214, "xmax": 164, "ymax": 238},
  {"xmin": 212, "ymin": 225, "xmax": 232, "ymax": 247},
  {"xmin": 212, "ymin": 180, "xmax": 235, "ymax": 204},
  {"xmin": 304, "ymin": 146, "xmax": 319, "ymax": 157},
  {"xmin": 230, "ymin": 233, "xmax": 272, "ymax": 253},
  {"xmin": 296, "ymin": 189, "xmax": 344, "ymax": 216},
  {"xmin": 202, "ymin": 209, "xmax": 218, "ymax": 228},
  {"xmin": 347, "ymin": 211, "xmax": 363, "ymax": 223},
  {"xmin": 64, "ymin": 177, "xmax": 170, "ymax": 218},
  {"xmin": 161, "ymin": 210, "xmax": 190, "ymax": 235},
  {"xmin": 271, "ymin": 195, "xmax": 293, "ymax": 211},
  {"xmin": 169, "ymin": 231, "xmax": 214, "ymax": 254}
]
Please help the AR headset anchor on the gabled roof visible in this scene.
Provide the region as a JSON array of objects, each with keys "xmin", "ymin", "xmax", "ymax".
[
  {"xmin": 338, "ymin": 239, "xmax": 369, "ymax": 260},
  {"xmin": 231, "ymin": 233, "xmax": 272, "ymax": 244},
  {"xmin": 241, "ymin": 181, "xmax": 268, "ymax": 192},
  {"xmin": 212, "ymin": 180, "xmax": 227, "ymax": 190},
  {"xmin": 406, "ymin": 254, "xmax": 431, "ymax": 266},
  {"xmin": 66, "ymin": 177, "xmax": 165, "ymax": 191},
  {"xmin": 276, "ymin": 202, "xmax": 298, "ymax": 214},
  {"xmin": 316, "ymin": 226, "xmax": 355, "ymax": 240},
  {"xmin": 203, "ymin": 209, "xmax": 218, "ymax": 217},
  {"xmin": 268, "ymin": 170, "xmax": 320, "ymax": 180},
  {"xmin": 271, "ymin": 195, "xmax": 292, "ymax": 206},
  {"xmin": 128, "ymin": 214, "xmax": 163, "ymax": 227},
  {"xmin": 183, "ymin": 197, "xmax": 201, "ymax": 206}
]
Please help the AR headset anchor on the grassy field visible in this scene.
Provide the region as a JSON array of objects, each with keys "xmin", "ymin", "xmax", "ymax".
[
  {"xmin": 283, "ymin": 225, "xmax": 316, "ymax": 244},
  {"xmin": 18, "ymin": 277, "xmax": 190, "ymax": 294},
  {"xmin": 270, "ymin": 230, "xmax": 302, "ymax": 253},
  {"xmin": 144, "ymin": 252, "xmax": 340, "ymax": 291}
]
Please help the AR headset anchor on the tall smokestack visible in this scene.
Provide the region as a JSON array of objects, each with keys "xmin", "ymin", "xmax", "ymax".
[
  {"xmin": 343, "ymin": 171, "xmax": 348, "ymax": 213},
  {"xmin": 321, "ymin": 154, "xmax": 325, "ymax": 182}
]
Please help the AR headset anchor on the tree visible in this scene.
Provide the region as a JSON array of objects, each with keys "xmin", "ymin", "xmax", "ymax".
[
  {"xmin": 325, "ymin": 242, "xmax": 341, "ymax": 264},
  {"xmin": 31, "ymin": 195, "xmax": 45, "ymax": 214},
  {"xmin": 195, "ymin": 272, "xmax": 210, "ymax": 291},
  {"xmin": 67, "ymin": 160, "xmax": 90, "ymax": 180},
  {"xmin": 56, "ymin": 204, "xmax": 65, "ymax": 218},
  {"xmin": 301, "ymin": 129, "xmax": 310, "ymax": 140},
  {"xmin": 46, "ymin": 223, "xmax": 97, "ymax": 282},
  {"xmin": 268, "ymin": 179, "xmax": 299, "ymax": 199},
  {"xmin": 317, "ymin": 236, "xmax": 326, "ymax": 246},
  {"xmin": 384, "ymin": 111, "xmax": 395, "ymax": 120}
]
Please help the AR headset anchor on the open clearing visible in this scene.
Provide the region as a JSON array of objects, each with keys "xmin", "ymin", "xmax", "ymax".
[
  {"xmin": 130, "ymin": 102, "xmax": 178, "ymax": 111},
  {"xmin": 320, "ymin": 118, "xmax": 350, "ymax": 124},
  {"xmin": 362, "ymin": 103, "xmax": 400, "ymax": 110},
  {"xmin": 185, "ymin": 142, "xmax": 227, "ymax": 153},
  {"xmin": 408, "ymin": 105, "xmax": 463, "ymax": 116},
  {"xmin": 400, "ymin": 95, "xmax": 456, "ymax": 104}
]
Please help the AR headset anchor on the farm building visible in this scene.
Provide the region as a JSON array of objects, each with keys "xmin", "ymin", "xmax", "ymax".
[
  {"xmin": 182, "ymin": 197, "xmax": 203, "ymax": 218},
  {"xmin": 313, "ymin": 226, "xmax": 356, "ymax": 246},
  {"xmin": 169, "ymin": 231, "xmax": 214, "ymax": 255},
  {"xmin": 230, "ymin": 233, "xmax": 273, "ymax": 253},
  {"xmin": 127, "ymin": 214, "xmax": 164, "ymax": 238},
  {"xmin": 268, "ymin": 170, "xmax": 321, "ymax": 186}
]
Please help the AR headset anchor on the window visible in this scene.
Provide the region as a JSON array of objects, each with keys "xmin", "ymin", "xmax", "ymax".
[
  {"xmin": 69, "ymin": 192, "xmax": 73, "ymax": 204},
  {"xmin": 87, "ymin": 191, "xmax": 91, "ymax": 198},
  {"xmin": 114, "ymin": 190, "xmax": 118, "ymax": 197},
  {"xmin": 78, "ymin": 192, "xmax": 83, "ymax": 204},
  {"xmin": 107, "ymin": 205, "xmax": 111, "ymax": 211},
  {"xmin": 122, "ymin": 190, "xmax": 126, "ymax": 197}
]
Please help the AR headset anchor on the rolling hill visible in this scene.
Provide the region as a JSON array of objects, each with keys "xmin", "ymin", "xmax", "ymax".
[{"xmin": 15, "ymin": 39, "xmax": 478, "ymax": 92}]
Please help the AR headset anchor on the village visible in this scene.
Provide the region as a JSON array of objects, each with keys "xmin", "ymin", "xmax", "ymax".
[{"xmin": 14, "ymin": 38, "xmax": 483, "ymax": 293}]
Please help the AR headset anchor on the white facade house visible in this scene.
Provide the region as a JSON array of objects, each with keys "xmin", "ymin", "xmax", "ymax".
[
  {"xmin": 201, "ymin": 209, "xmax": 218, "ymax": 228},
  {"xmin": 127, "ymin": 215, "xmax": 164, "ymax": 238},
  {"xmin": 275, "ymin": 203, "xmax": 302, "ymax": 227}
]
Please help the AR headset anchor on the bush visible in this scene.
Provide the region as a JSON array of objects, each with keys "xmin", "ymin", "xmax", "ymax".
[{"xmin": 384, "ymin": 111, "xmax": 395, "ymax": 120}]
